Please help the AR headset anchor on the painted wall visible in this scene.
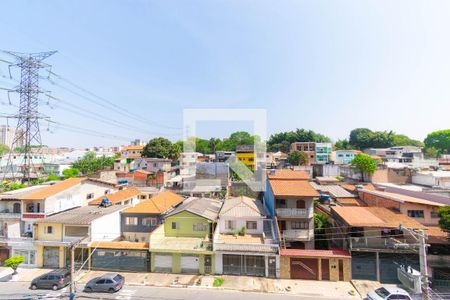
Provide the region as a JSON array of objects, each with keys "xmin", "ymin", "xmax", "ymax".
[
  {"xmin": 150, "ymin": 252, "xmax": 214, "ymax": 275},
  {"xmin": 164, "ymin": 211, "xmax": 210, "ymax": 238},
  {"xmin": 91, "ymin": 210, "xmax": 122, "ymax": 241},
  {"xmin": 35, "ymin": 223, "xmax": 63, "ymax": 242},
  {"xmin": 218, "ymin": 217, "xmax": 263, "ymax": 234}
]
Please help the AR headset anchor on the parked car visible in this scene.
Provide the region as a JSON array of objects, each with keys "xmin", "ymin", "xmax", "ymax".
[
  {"xmin": 30, "ymin": 270, "xmax": 71, "ymax": 291},
  {"xmin": 84, "ymin": 273, "xmax": 124, "ymax": 293},
  {"xmin": 366, "ymin": 287, "xmax": 412, "ymax": 300}
]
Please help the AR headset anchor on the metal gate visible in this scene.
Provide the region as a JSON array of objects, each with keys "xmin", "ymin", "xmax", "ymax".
[
  {"xmin": 223, "ymin": 255, "xmax": 265, "ymax": 277},
  {"xmin": 351, "ymin": 252, "xmax": 376, "ymax": 281},
  {"xmin": 154, "ymin": 254, "xmax": 172, "ymax": 273},
  {"xmin": 268, "ymin": 256, "xmax": 276, "ymax": 278},
  {"xmin": 290, "ymin": 258, "xmax": 318, "ymax": 280},
  {"xmin": 91, "ymin": 249, "xmax": 149, "ymax": 272},
  {"xmin": 43, "ymin": 247, "xmax": 59, "ymax": 268},
  {"xmin": 245, "ymin": 256, "xmax": 265, "ymax": 277},
  {"xmin": 380, "ymin": 253, "xmax": 419, "ymax": 284},
  {"xmin": 180, "ymin": 255, "xmax": 199, "ymax": 273}
]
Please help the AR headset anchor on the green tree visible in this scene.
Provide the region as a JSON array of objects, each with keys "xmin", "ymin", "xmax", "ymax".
[
  {"xmin": 438, "ymin": 206, "xmax": 450, "ymax": 233},
  {"xmin": 45, "ymin": 174, "xmax": 60, "ymax": 181},
  {"xmin": 4, "ymin": 255, "xmax": 24, "ymax": 275},
  {"xmin": 314, "ymin": 213, "xmax": 331, "ymax": 249},
  {"xmin": 288, "ymin": 150, "xmax": 308, "ymax": 166},
  {"xmin": 0, "ymin": 144, "xmax": 9, "ymax": 156},
  {"xmin": 424, "ymin": 147, "xmax": 439, "ymax": 159},
  {"xmin": 267, "ymin": 129, "xmax": 331, "ymax": 152},
  {"xmin": 334, "ymin": 139, "xmax": 352, "ymax": 150},
  {"xmin": 142, "ymin": 137, "xmax": 180, "ymax": 159},
  {"xmin": 72, "ymin": 152, "xmax": 114, "ymax": 175},
  {"xmin": 62, "ymin": 168, "xmax": 80, "ymax": 179},
  {"xmin": 392, "ymin": 134, "xmax": 424, "ymax": 147},
  {"xmin": 349, "ymin": 128, "xmax": 374, "ymax": 150},
  {"xmin": 424, "ymin": 129, "xmax": 450, "ymax": 155},
  {"xmin": 351, "ymin": 153, "xmax": 379, "ymax": 182},
  {"xmin": 222, "ymin": 131, "xmax": 255, "ymax": 151}
]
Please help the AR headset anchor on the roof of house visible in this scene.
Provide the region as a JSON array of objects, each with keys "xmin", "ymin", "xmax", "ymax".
[
  {"xmin": 165, "ymin": 197, "xmax": 222, "ymax": 221},
  {"xmin": 268, "ymin": 169, "xmax": 310, "ymax": 180},
  {"xmin": 89, "ymin": 241, "xmax": 149, "ymax": 250},
  {"xmin": 122, "ymin": 145, "xmax": 144, "ymax": 151},
  {"xmin": 331, "ymin": 206, "xmax": 425, "ymax": 229},
  {"xmin": 219, "ymin": 196, "xmax": 268, "ymax": 218},
  {"xmin": 310, "ymin": 182, "xmax": 356, "ymax": 198},
  {"xmin": 280, "ymin": 248, "xmax": 351, "ymax": 258},
  {"xmin": 360, "ymin": 189, "xmax": 445, "ymax": 207},
  {"xmin": 21, "ymin": 177, "xmax": 87, "ymax": 201},
  {"xmin": 336, "ymin": 198, "xmax": 362, "ymax": 206},
  {"xmin": 315, "ymin": 176, "xmax": 339, "ymax": 183},
  {"xmin": 89, "ymin": 187, "xmax": 141, "ymax": 205},
  {"xmin": 270, "ymin": 180, "xmax": 319, "ymax": 197},
  {"xmin": 0, "ymin": 184, "xmax": 50, "ymax": 200},
  {"xmin": 36, "ymin": 205, "xmax": 127, "ymax": 225},
  {"xmin": 424, "ymin": 226, "xmax": 449, "ymax": 245},
  {"xmin": 123, "ymin": 191, "xmax": 183, "ymax": 214}
]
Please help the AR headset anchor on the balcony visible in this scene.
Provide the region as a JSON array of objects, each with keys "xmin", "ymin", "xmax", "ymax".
[
  {"xmin": 0, "ymin": 212, "xmax": 21, "ymax": 219},
  {"xmin": 276, "ymin": 208, "xmax": 312, "ymax": 218},
  {"xmin": 282, "ymin": 229, "xmax": 313, "ymax": 241},
  {"xmin": 349, "ymin": 236, "xmax": 418, "ymax": 252},
  {"xmin": 22, "ymin": 212, "xmax": 45, "ymax": 219}
]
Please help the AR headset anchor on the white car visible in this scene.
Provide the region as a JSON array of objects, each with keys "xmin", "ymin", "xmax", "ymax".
[{"xmin": 366, "ymin": 287, "xmax": 412, "ymax": 300}]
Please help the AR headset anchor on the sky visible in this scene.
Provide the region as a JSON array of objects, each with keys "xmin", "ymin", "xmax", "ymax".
[{"xmin": 0, "ymin": 0, "xmax": 449, "ymax": 148}]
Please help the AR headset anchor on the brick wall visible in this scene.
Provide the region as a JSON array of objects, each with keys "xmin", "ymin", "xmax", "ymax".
[{"xmin": 358, "ymin": 191, "xmax": 401, "ymax": 210}]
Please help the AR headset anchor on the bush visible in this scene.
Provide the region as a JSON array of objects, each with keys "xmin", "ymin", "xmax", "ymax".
[
  {"xmin": 213, "ymin": 277, "xmax": 224, "ymax": 287},
  {"xmin": 4, "ymin": 256, "xmax": 25, "ymax": 275}
]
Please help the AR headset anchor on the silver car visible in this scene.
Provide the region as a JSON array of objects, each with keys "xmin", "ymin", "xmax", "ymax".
[
  {"xmin": 366, "ymin": 287, "xmax": 412, "ymax": 300},
  {"xmin": 84, "ymin": 273, "xmax": 124, "ymax": 293}
]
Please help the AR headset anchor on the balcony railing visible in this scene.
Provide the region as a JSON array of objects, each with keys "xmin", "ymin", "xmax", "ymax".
[
  {"xmin": 282, "ymin": 229, "xmax": 313, "ymax": 241},
  {"xmin": 22, "ymin": 212, "xmax": 45, "ymax": 219},
  {"xmin": 349, "ymin": 237, "xmax": 418, "ymax": 251},
  {"xmin": 276, "ymin": 208, "xmax": 312, "ymax": 218},
  {"xmin": 0, "ymin": 212, "xmax": 21, "ymax": 219}
]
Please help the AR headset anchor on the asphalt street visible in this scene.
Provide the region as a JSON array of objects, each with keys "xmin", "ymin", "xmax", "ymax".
[{"xmin": 0, "ymin": 282, "xmax": 353, "ymax": 300}]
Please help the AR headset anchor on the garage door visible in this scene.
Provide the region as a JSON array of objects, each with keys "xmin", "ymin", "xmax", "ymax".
[
  {"xmin": 351, "ymin": 252, "xmax": 376, "ymax": 281},
  {"xmin": 154, "ymin": 254, "xmax": 172, "ymax": 273},
  {"xmin": 43, "ymin": 247, "xmax": 59, "ymax": 268},
  {"xmin": 180, "ymin": 255, "xmax": 199, "ymax": 273},
  {"xmin": 290, "ymin": 258, "xmax": 318, "ymax": 280}
]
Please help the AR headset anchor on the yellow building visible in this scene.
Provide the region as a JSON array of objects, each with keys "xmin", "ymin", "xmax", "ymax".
[
  {"xmin": 33, "ymin": 205, "xmax": 126, "ymax": 269},
  {"xmin": 236, "ymin": 145, "xmax": 255, "ymax": 170}
]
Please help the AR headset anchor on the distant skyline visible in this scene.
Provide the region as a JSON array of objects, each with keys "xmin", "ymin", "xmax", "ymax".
[{"xmin": 0, "ymin": 1, "xmax": 449, "ymax": 148}]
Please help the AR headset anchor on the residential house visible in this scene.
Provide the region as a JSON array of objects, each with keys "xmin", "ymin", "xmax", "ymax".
[
  {"xmin": 33, "ymin": 205, "xmax": 127, "ymax": 269},
  {"xmin": 136, "ymin": 157, "xmax": 172, "ymax": 173},
  {"xmin": 121, "ymin": 191, "xmax": 184, "ymax": 242},
  {"xmin": 315, "ymin": 143, "xmax": 332, "ymax": 164},
  {"xmin": 263, "ymin": 170, "xmax": 318, "ymax": 249},
  {"xmin": 331, "ymin": 206, "xmax": 425, "ymax": 283},
  {"xmin": 290, "ymin": 142, "xmax": 316, "ymax": 165},
  {"xmin": 332, "ymin": 150, "xmax": 361, "ymax": 165},
  {"xmin": 412, "ymin": 170, "xmax": 450, "ymax": 188},
  {"xmin": 114, "ymin": 145, "xmax": 144, "ymax": 172},
  {"xmin": 215, "ymin": 151, "xmax": 235, "ymax": 162},
  {"xmin": 3, "ymin": 178, "xmax": 117, "ymax": 267},
  {"xmin": 149, "ymin": 197, "xmax": 222, "ymax": 274},
  {"xmin": 236, "ymin": 145, "xmax": 255, "ymax": 170},
  {"xmin": 213, "ymin": 196, "xmax": 279, "ymax": 277},
  {"xmin": 310, "ymin": 182, "xmax": 360, "ymax": 207},
  {"xmin": 88, "ymin": 187, "xmax": 141, "ymax": 207},
  {"xmin": 357, "ymin": 188, "xmax": 445, "ymax": 226}
]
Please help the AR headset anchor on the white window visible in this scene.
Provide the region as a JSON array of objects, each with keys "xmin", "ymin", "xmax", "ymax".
[
  {"xmin": 225, "ymin": 220, "xmax": 235, "ymax": 230},
  {"xmin": 125, "ymin": 217, "xmax": 138, "ymax": 226},
  {"xmin": 142, "ymin": 217, "xmax": 157, "ymax": 226},
  {"xmin": 193, "ymin": 223, "xmax": 207, "ymax": 232},
  {"xmin": 246, "ymin": 221, "xmax": 257, "ymax": 230}
]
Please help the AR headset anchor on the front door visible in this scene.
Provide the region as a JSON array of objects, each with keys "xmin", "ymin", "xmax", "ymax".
[
  {"xmin": 321, "ymin": 259, "xmax": 330, "ymax": 281},
  {"xmin": 268, "ymin": 256, "xmax": 276, "ymax": 278},
  {"xmin": 43, "ymin": 247, "xmax": 59, "ymax": 268},
  {"xmin": 204, "ymin": 255, "xmax": 212, "ymax": 274}
]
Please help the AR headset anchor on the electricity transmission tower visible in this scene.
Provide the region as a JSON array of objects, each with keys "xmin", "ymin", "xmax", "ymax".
[{"xmin": 2, "ymin": 51, "xmax": 56, "ymax": 183}]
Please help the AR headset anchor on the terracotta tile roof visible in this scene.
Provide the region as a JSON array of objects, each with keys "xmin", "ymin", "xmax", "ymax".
[
  {"xmin": 280, "ymin": 248, "xmax": 351, "ymax": 258},
  {"xmin": 336, "ymin": 198, "xmax": 361, "ymax": 206},
  {"xmin": 90, "ymin": 241, "xmax": 149, "ymax": 250},
  {"xmin": 332, "ymin": 206, "xmax": 425, "ymax": 229},
  {"xmin": 22, "ymin": 177, "xmax": 86, "ymax": 200},
  {"xmin": 425, "ymin": 226, "xmax": 449, "ymax": 244},
  {"xmin": 122, "ymin": 145, "xmax": 144, "ymax": 151},
  {"xmin": 123, "ymin": 191, "xmax": 183, "ymax": 214},
  {"xmin": 86, "ymin": 178, "xmax": 117, "ymax": 187},
  {"xmin": 89, "ymin": 187, "xmax": 141, "ymax": 205},
  {"xmin": 268, "ymin": 169, "xmax": 310, "ymax": 180},
  {"xmin": 270, "ymin": 180, "xmax": 320, "ymax": 197},
  {"xmin": 360, "ymin": 189, "xmax": 445, "ymax": 207}
]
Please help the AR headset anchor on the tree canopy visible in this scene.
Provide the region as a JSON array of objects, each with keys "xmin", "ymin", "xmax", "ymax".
[
  {"xmin": 424, "ymin": 129, "xmax": 450, "ymax": 155},
  {"xmin": 267, "ymin": 129, "xmax": 331, "ymax": 152},
  {"xmin": 62, "ymin": 168, "xmax": 80, "ymax": 179},
  {"xmin": 288, "ymin": 150, "xmax": 308, "ymax": 166},
  {"xmin": 0, "ymin": 144, "xmax": 9, "ymax": 156},
  {"xmin": 438, "ymin": 206, "xmax": 450, "ymax": 234},
  {"xmin": 142, "ymin": 137, "xmax": 181, "ymax": 159},
  {"xmin": 72, "ymin": 152, "xmax": 115, "ymax": 175},
  {"xmin": 347, "ymin": 128, "xmax": 423, "ymax": 150},
  {"xmin": 351, "ymin": 153, "xmax": 379, "ymax": 181}
]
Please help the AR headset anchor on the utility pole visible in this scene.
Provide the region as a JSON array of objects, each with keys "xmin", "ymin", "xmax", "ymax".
[
  {"xmin": 2, "ymin": 51, "xmax": 56, "ymax": 183},
  {"xmin": 400, "ymin": 225, "xmax": 430, "ymax": 300},
  {"xmin": 69, "ymin": 237, "xmax": 84, "ymax": 300}
]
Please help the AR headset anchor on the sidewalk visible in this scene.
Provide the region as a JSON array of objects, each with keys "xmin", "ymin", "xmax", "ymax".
[{"xmin": 9, "ymin": 268, "xmax": 361, "ymax": 299}]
